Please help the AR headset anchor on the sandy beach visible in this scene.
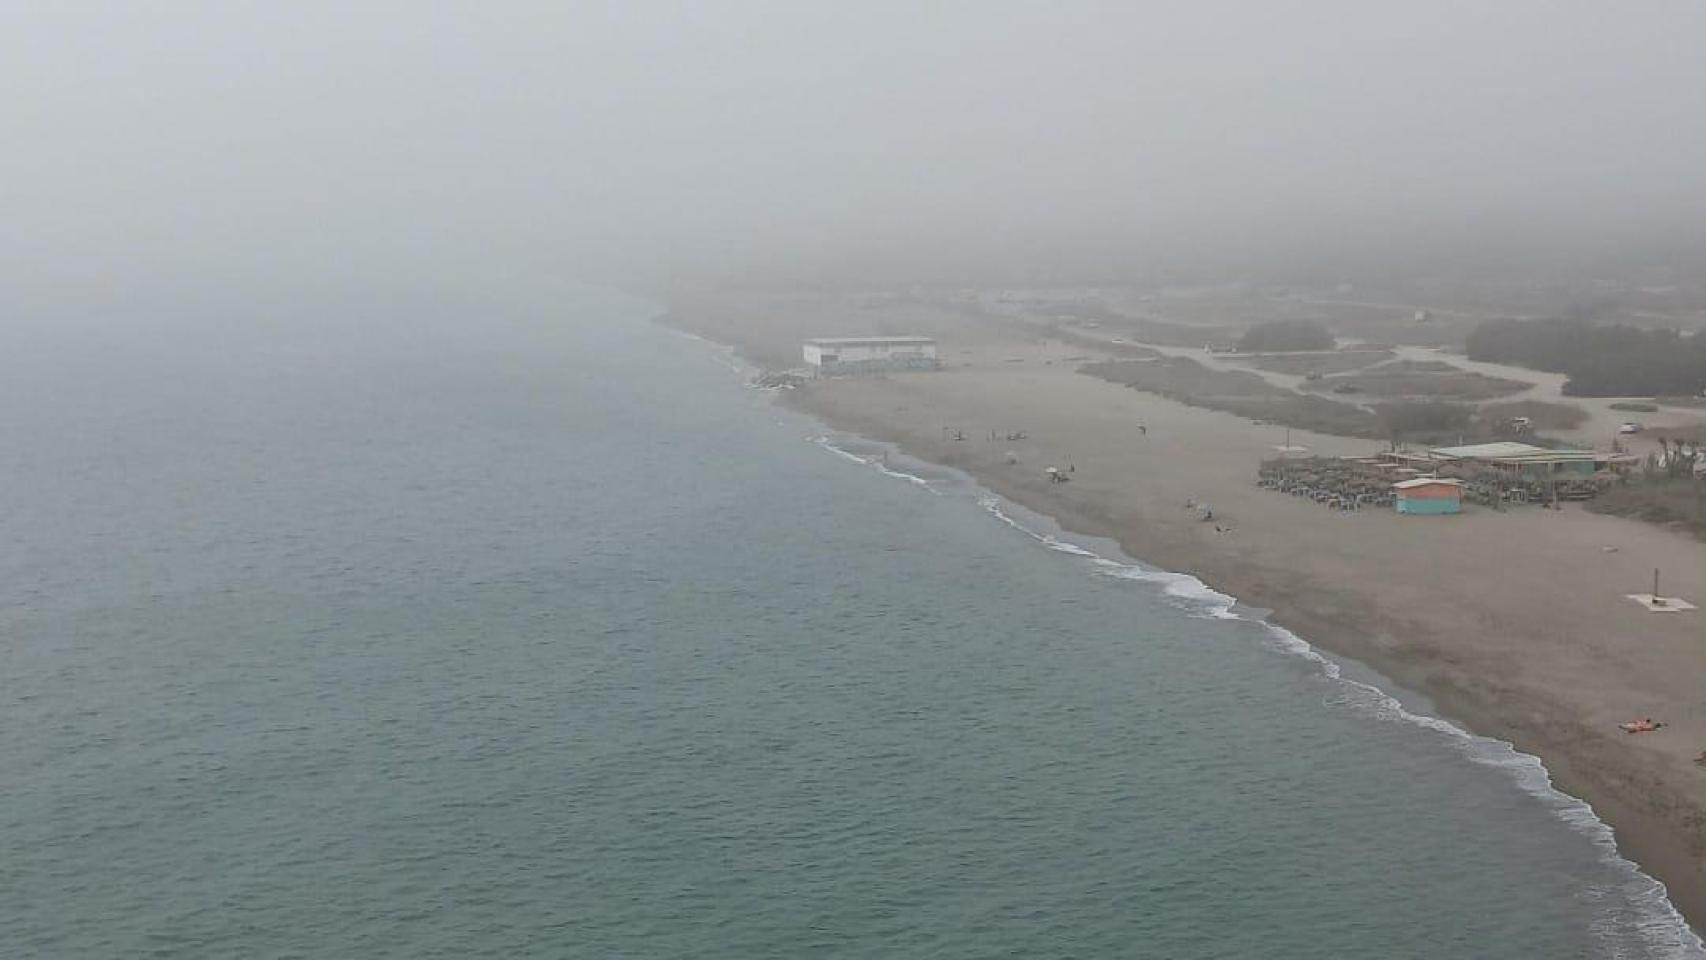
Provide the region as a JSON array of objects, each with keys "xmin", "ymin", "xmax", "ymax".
[{"xmin": 669, "ymin": 290, "xmax": 1706, "ymax": 934}]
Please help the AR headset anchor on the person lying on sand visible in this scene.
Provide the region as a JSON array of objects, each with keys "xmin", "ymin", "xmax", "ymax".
[{"xmin": 1619, "ymin": 718, "xmax": 1665, "ymax": 734}]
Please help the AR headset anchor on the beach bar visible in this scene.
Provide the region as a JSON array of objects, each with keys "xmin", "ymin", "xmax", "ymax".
[
  {"xmin": 1427, "ymin": 442, "xmax": 1608, "ymax": 478},
  {"xmin": 802, "ymin": 337, "xmax": 938, "ymax": 376},
  {"xmin": 1393, "ymin": 477, "xmax": 1463, "ymax": 515}
]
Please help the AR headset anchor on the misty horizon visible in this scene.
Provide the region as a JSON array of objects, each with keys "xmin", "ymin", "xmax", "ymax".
[
  {"xmin": 5, "ymin": 2, "xmax": 1706, "ymax": 301},
  {"xmin": 13, "ymin": 6, "xmax": 1706, "ymax": 955}
]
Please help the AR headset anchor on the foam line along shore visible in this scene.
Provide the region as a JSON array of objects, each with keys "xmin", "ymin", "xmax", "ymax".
[{"xmin": 654, "ymin": 295, "xmax": 1706, "ymax": 942}]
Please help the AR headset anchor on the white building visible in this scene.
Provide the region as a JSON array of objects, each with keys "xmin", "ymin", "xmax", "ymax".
[{"xmin": 802, "ymin": 337, "xmax": 939, "ymax": 375}]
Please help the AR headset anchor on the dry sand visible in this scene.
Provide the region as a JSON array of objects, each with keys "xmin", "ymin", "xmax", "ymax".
[{"xmin": 668, "ymin": 293, "xmax": 1706, "ymax": 933}]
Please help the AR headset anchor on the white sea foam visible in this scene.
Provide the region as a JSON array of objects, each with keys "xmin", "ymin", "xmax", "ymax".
[
  {"xmin": 975, "ymin": 492, "xmax": 1706, "ymax": 959},
  {"xmin": 667, "ymin": 327, "xmax": 748, "ymax": 376},
  {"xmin": 812, "ymin": 436, "xmax": 939, "ymax": 493},
  {"xmin": 749, "ymin": 322, "xmax": 1705, "ymax": 955}
]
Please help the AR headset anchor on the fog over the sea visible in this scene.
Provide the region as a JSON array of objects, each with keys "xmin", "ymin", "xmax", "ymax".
[{"xmin": 5, "ymin": 1, "xmax": 1706, "ymax": 301}]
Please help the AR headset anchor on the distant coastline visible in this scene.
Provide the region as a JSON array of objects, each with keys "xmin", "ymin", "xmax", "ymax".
[{"xmin": 656, "ymin": 292, "xmax": 1706, "ymax": 946}]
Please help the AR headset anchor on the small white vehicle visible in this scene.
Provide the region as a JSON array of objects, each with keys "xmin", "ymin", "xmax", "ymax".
[{"xmin": 1619, "ymin": 422, "xmax": 1643, "ymax": 435}]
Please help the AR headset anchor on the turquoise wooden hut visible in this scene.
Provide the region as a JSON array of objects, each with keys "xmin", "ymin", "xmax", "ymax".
[{"xmin": 1393, "ymin": 478, "xmax": 1463, "ymax": 515}]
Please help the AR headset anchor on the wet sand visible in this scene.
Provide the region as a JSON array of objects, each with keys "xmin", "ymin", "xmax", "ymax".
[{"xmin": 666, "ymin": 293, "xmax": 1706, "ymax": 935}]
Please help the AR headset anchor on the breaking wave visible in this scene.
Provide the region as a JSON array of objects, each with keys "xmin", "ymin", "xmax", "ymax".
[
  {"xmin": 812, "ymin": 436, "xmax": 940, "ymax": 494},
  {"xmin": 684, "ymin": 325, "xmax": 1704, "ymax": 958},
  {"xmin": 667, "ymin": 327, "xmax": 747, "ymax": 375},
  {"xmin": 972, "ymin": 493, "xmax": 1705, "ymax": 960}
]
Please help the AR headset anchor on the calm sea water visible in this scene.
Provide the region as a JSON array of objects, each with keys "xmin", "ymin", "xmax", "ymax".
[{"xmin": 1, "ymin": 287, "xmax": 1700, "ymax": 958}]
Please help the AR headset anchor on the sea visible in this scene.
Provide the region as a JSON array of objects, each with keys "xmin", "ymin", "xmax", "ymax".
[{"xmin": 1, "ymin": 284, "xmax": 1701, "ymax": 958}]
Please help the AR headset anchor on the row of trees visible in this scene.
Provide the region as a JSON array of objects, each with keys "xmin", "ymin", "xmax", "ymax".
[
  {"xmin": 1466, "ymin": 318, "xmax": 1706, "ymax": 397},
  {"xmin": 1649, "ymin": 438, "xmax": 1702, "ymax": 479}
]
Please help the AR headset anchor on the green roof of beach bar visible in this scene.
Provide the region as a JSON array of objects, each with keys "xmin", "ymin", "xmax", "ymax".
[
  {"xmin": 1428, "ymin": 441, "xmax": 1608, "ymax": 475},
  {"xmin": 1430, "ymin": 442, "xmax": 1599, "ymax": 462}
]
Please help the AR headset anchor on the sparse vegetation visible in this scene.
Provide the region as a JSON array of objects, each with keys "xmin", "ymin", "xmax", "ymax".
[
  {"xmin": 1238, "ymin": 349, "xmax": 1393, "ymax": 376},
  {"xmin": 1652, "ymin": 425, "xmax": 1706, "ymax": 445},
  {"xmin": 1046, "ymin": 302, "xmax": 1239, "ymax": 348},
  {"xmin": 1585, "ymin": 436, "xmax": 1706, "ymax": 537},
  {"xmin": 1384, "ymin": 359, "xmax": 1458, "ymax": 373},
  {"xmin": 1609, "ymin": 401, "xmax": 1659, "ymax": 413},
  {"xmin": 1083, "ymin": 358, "xmax": 1580, "ymax": 446},
  {"xmin": 1303, "ymin": 359, "xmax": 1528, "ymax": 401},
  {"xmin": 1589, "ymin": 477, "xmax": 1706, "ymax": 539},
  {"xmin": 1238, "ymin": 319, "xmax": 1334, "ymax": 352},
  {"xmin": 1080, "ymin": 357, "xmax": 1384, "ymax": 439},
  {"xmin": 1124, "ymin": 317, "xmax": 1242, "ymax": 349},
  {"xmin": 1374, "ymin": 401, "xmax": 1474, "ymax": 446}
]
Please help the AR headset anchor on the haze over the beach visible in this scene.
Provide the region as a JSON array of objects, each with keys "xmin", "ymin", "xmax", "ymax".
[
  {"xmin": 6, "ymin": 1, "xmax": 1706, "ymax": 302},
  {"xmin": 18, "ymin": 5, "xmax": 1706, "ymax": 956}
]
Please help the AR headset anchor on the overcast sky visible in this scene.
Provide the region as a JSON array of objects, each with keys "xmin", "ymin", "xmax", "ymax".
[{"xmin": 5, "ymin": 1, "xmax": 1706, "ymax": 299}]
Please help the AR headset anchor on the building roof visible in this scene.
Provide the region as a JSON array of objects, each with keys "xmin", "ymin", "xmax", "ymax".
[
  {"xmin": 1429, "ymin": 441, "xmax": 1551, "ymax": 459},
  {"xmin": 805, "ymin": 336, "xmax": 937, "ymax": 346},
  {"xmin": 1429, "ymin": 442, "xmax": 1600, "ymax": 462},
  {"xmin": 1393, "ymin": 477, "xmax": 1463, "ymax": 490}
]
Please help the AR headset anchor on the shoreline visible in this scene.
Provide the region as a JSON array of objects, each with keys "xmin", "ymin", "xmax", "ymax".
[
  {"xmin": 819, "ymin": 431, "xmax": 1694, "ymax": 941},
  {"xmin": 796, "ymin": 399, "xmax": 1706, "ymax": 948},
  {"xmin": 656, "ymin": 301, "xmax": 1706, "ymax": 945}
]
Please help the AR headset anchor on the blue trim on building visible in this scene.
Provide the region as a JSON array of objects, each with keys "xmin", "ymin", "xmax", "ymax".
[{"xmin": 1396, "ymin": 497, "xmax": 1460, "ymax": 515}]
